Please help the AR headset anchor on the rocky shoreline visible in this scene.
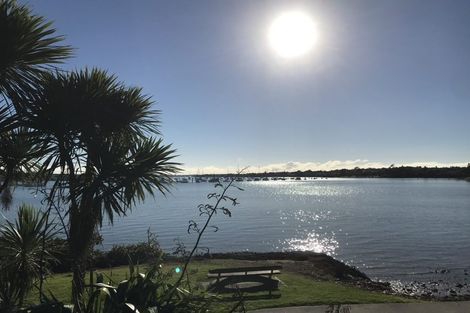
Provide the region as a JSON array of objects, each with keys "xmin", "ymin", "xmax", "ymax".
[
  {"xmin": 179, "ymin": 251, "xmax": 470, "ymax": 301},
  {"xmin": 390, "ymin": 278, "xmax": 470, "ymax": 301}
]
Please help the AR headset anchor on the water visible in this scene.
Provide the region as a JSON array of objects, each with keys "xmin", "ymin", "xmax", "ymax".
[{"xmin": 2, "ymin": 178, "xmax": 470, "ymax": 288}]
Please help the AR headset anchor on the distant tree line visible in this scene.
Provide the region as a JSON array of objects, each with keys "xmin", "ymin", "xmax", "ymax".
[{"xmin": 197, "ymin": 165, "xmax": 470, "ymax": 179}]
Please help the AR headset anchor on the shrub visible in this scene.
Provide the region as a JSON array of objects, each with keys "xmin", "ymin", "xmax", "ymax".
[
  {"xmin": 93, "ymin": 242, "xmax": 162, "ymax": 268},
  {"xmin": 0, "ymin": 205, "xmax": 56, "ymax": 310},
  {"xmin": 49, "ymin": 230, "xmax": 162, "ymax": 272}
]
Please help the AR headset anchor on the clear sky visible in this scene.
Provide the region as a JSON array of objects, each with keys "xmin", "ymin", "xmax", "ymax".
[{"xmin": 26, "ymin": 0, "xmax": 470, "ymax": 173}]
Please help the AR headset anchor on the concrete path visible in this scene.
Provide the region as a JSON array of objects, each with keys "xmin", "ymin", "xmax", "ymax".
[{"xmin": 251, "ymin": 301, "xmax": 470, "ymax": 313}]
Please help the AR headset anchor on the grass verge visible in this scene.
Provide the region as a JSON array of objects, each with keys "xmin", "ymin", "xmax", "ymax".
[{"xmin": 26, "ymin": 259, "xmax": 412, "ymax": 311}]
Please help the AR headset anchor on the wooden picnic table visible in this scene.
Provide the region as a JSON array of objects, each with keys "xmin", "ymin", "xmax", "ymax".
[{"xmin": 207, "ymin": 265, "xmax": 282, "ymax": 295}]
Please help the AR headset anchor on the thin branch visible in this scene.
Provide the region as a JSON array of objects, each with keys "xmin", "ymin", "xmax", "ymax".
[{"xmin": 165, "ymin": 174, "xmax": 241, "ymax": 302}]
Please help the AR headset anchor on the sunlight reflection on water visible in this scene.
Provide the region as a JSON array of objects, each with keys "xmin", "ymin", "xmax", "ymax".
[
  {"xmin": 284, "ymin": 232, "xmax": 339, "ymax": 254},
  {"xmin": 260, "ymin": 180, "xmax": 359, "ymax": 196},
  {"xmin": 279, "ymin": 206, "xmax": 339, "ymax": 254}
]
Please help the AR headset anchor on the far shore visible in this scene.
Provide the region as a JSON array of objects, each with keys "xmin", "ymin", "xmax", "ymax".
[{"xmin": 182, "ymin": 165, "xmax": 470, "ymax": 180}]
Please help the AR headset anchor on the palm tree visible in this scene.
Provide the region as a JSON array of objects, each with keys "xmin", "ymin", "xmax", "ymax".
[
  {"xmin": 0, "ymin": 0, "xmax": 72, "ymax": 205},
  {"xmin": 0, "ymin": 204, "xmax": 57, "ymax": 309},
  {"xmin": 16, "ymin": 68, "xmax": 180, "ymax": 311}
]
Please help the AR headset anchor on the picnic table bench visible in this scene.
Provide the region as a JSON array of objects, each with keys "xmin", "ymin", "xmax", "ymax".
[{"xmin": 207, "ymin": 265, "xmax": 282, "ymax": 295}]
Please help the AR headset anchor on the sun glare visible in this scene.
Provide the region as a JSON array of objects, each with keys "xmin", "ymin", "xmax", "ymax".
[{"xmin": 268, "ymin": 11, "xmax": 318, "ymax": 59}]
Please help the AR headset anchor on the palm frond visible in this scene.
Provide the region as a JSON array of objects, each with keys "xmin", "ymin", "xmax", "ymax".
[
  {"xmin": 0, "ymin": 127, "xmax": 40, "ymax": 208},
  {"xmin": 0, "ymin": 100, "xmax": 15, "ymax": 131},
  {"xmin": 0, "ymin": 0, "xmax": 72, "ymax": 101},
  {"xmin": 15, "ymin": 68, "xmax": 181, "ymax": 223},
  {"xmin": 88, "ymin": 136, "xmax": 180, "ymax": 224}
]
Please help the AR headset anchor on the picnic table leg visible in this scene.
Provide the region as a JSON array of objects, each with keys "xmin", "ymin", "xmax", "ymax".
[{"xmin": 269, "ymin": 269, "xmax": 273, "ymax": 296}]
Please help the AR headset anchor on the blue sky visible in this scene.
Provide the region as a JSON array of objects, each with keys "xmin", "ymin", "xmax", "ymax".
[{"xmin": 27, "ymin": 0, "xmax": 470, "ymax": 173}]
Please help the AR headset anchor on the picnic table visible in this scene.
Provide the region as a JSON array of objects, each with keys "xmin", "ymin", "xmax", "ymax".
[{"xmin": 207, "ymin": 265, "xmax": 282, "ymax": 295}]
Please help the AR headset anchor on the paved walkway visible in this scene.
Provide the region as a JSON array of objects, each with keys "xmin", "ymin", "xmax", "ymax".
[{"xmin": 251, "ymin": 301, "xmax": 470, "ymax": 313}]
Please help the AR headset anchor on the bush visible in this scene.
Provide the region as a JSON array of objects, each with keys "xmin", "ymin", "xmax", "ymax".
[
  {"xmin": 49, "ymin": 230, "xmax": 162, "ymax": 272},
  {"xmin": 93, "ymin": 242, "xmax": 162, "ymax": 268},
  {"xmin": 0, "ymin": 205, "xmax": 57, "ymax": 310}
]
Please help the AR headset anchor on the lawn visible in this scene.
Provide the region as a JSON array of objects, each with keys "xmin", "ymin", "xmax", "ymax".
[{"xmin": 26, "ymin": 259, "xmax": 412, "ymax": 311}]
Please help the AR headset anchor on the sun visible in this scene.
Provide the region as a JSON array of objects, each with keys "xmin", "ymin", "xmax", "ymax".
[{"xmin": 268, "ymin": 11, "xmax": 318, "ymax": 59}]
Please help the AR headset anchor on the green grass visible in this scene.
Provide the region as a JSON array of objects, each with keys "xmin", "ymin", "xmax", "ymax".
[{"xmin": 26, "ymin": 259, "xmax": 412, "ymax": 311}]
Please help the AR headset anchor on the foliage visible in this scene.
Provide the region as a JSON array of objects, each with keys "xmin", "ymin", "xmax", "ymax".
[
  {"xmin": 45, "ymin": 235, "xmax": 162, "ymax": 273},
  {"xmin": 0, "ymin": 205, "xmax": 57, "ymax": 311},
  {"xmin": 11, "ymin": 68, "xmax": 180, "ymax": 310},
  {"xmin": 94, "ymin": 244, "xmax": 162, "ymax": 269},
  {"xmin": 1, "ymin": 1, "xmax": 178, "ymax": 310},
  {"xmin": 93, "ymin": 229, "xmax": 162, "ymax": 269},
  {"xmin": 17, "ymin": 68, "xmax": 181, "ymax": 223},
  {"xmin": 0, "ymin": 0, "xmax": 72, "ymax": 99},
  {"xmin": 0, "ymin": 128, "xmax": 39, "ymax": 208},
  {"xmin": 0, "ymin": 0, "xmax": 71, "ymax": 206},
  {"xmin": 85, "ymin": 260, "xmax": 216, "ymax": 313}
]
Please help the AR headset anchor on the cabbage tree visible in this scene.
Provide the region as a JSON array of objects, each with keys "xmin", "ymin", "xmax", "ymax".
[{"xmin": 16, "ymin": 68, "xmax": 180, "ymax": 311}]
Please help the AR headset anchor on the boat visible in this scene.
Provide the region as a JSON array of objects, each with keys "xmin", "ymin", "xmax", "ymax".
[{"xmin": 208, "ymin": 177, "xmax": 219, "ymax": 183}]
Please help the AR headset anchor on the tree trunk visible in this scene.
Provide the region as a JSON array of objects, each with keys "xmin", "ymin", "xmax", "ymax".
[
  {"xmin": 71, "ymin": 259, "xmax": 85, "ymax": 312},
  {"xmin": 69, "ymin": 211, "xmax": 87, "ymax": 312},
  {"xmin": 69, "ymin": 205, "xmax": 96, "ymax": 313},
  {"xmin": 63, "ymin": 150, "xmax": 90, "ymax": 311}
]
